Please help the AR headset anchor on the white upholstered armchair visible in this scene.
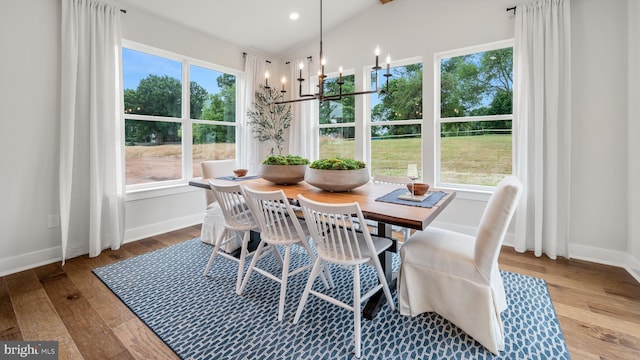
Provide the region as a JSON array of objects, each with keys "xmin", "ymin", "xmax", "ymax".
[
  {"xmin": 398, "ymin": 175, "xmax": 522, "ymax": 354},
  {"xmin": 200, "ymin": 160, "xmax": 240, "ymax": 252}
]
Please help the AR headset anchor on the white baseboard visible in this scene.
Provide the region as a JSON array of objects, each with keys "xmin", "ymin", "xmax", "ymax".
[
  {"xmin": 0, "ymin": 246, "xmax": 62, "ymax": 278},
  {"xmin": 628, "ymin": 255, "xmax": 640, "ymax": 284},
  {"xmin": 569, "ymin": 243, "xmax": 640, "ymax": 284},
  {"xmin": 124, "ymin": 213, "xmax": 203, "ymax": 243},
  {"xmin": 0, "ymin": 214, "xmax": 204, "ymax": 277}
]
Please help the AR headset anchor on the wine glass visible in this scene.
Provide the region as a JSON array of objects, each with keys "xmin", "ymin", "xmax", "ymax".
[{"xmin": 407, "ymin": 164, "xmax": 418, "ymax": 198}]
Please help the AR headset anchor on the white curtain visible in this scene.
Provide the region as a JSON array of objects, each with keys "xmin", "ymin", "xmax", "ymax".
[
  {"xmin": 60, "ymin": 0, "xmax": 125, "ymax": 263},
  {"xmin": 287, "ymin": 58, "xmax": 318, "ymax": 160},
  {"xmin": 513, "ymin": 0, "xmax": 572, "ymax": 259},
  {"xmin": 238, "ymin": 54, "xmax": 267, "ymax": 169}
]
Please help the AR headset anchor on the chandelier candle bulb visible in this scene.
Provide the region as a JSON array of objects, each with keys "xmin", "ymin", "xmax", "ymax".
[
  {"xmin": 386, "ymin": 55, "xmax": 391, "ymax": 74},
  {"xmin": 281, "ymin": 76, "xmax": 286, "ymax": 92},
  {"xmin": 265, "ymin": 71, "xmax": 270, "ymax": 88}
]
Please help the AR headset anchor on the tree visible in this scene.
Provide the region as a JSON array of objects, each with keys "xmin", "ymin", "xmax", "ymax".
[
  {"xmin": 319, "ymin": 76, "xmax": 356, "ymax": 139},
  {"xmin": 372, "ymin": 63, "xmax": 423, "ymax": 137},
  {"xmin": 439, "ymin": 47, "xmax": 513, "ymax": 135},
  {"xmin": 440, "ymin": 56, "xmax": 484, "ymax": 118},
  {"xmin": 124, "ymin": 74, "xmax": 185, "ymax": 145},
  {"xmin": 246, "ymin": 86, "xmax": 292, "ymax": 155},
  {"xmin": 190, "ymin": 81, "xmax": 208, "ymax": 120},
  {"xmin": 195, "ymin": 73, "xmax": 237, "ymax": 144}
]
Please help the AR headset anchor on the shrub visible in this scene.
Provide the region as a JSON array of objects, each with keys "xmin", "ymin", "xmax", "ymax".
[
  {"xmin": 309, "ymin": 157, "xmax": 366, "ymax": 170},
  {"xmin": 262, "ymin": 154, "xmax": 310, "ymax": 165}
]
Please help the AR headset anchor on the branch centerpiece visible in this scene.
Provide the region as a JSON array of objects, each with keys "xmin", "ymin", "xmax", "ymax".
[{"xmin": 247, "ymin": 86, "xmax": 310, "ymax": 184}]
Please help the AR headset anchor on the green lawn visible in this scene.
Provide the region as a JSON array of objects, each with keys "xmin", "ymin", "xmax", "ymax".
[
  {"xmin": 319, "ymin": 134, "xmax": 512, "ymax": 186},
  {"xmin": 126, "ymin": 135, "xmax": 512, "ymax": 187}
]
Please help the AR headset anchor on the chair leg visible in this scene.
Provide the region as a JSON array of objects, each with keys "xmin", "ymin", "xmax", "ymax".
[
  {"xmin": 235, "ymin": 230, "xmax": 251, "ymax": 294},
  {"xmin": 293, "ymin": 258, "xmax": 322, "ymax": 324},
  {"xmin": 353, "ymin": 264, "xmax": 362, "ymax": 358},
  {"xmin": 270, "ymin": 243, "xmax": 284, "ymax": 269},
  {"xmin": 277, "ymin": 245, "xmax": 292, "ymax": 321},
  {"xmin": 299, "ymin": 238, "xmax": 331, "ymax": 289},
  {"xmin": 203, "ymin": 227, "xmax": 227, "ymax": 276},
  {"xmin": 239, "ymin": 238, "xmax": 267, "ymax": 294},
  {"xmin": 322, "ymin": 260, "xmax": 334, "ymax": 289},
  {"xmin": 372, "ymin": 259, "xmax": 395, "ymax": 312}
]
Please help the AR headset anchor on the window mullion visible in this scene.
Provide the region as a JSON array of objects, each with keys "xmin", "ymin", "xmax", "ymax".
[{"xmin": 182, "ymin": 60, "xmax": 193, "ymax": 181}]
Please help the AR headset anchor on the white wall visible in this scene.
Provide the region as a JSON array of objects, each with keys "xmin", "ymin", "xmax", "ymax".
[
  {"xmin": 0, "ymin": 0, "xmax": 62, "ymax": 275},
  {"xmin": 569, "ymin": 0, "xmax": 631, "ymax": 270},
  {"xmin": 628, "ymin": 0, "xmax": 640, "ymax": 277},
  {"xmin": 1, "ymin": 0, "xmax": 637, "ymax": 278}
]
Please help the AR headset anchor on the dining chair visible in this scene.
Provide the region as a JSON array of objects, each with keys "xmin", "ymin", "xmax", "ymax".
[
  {"xmin": 372, "ymin": 174, "xmax": 412, "ymax": 241},
  {"xmin": 397, "ymin": 175, "xmax": 522, "ymax": 354},
  {"xmin": 204, "ymin": 182, "xmax": 275, "ymax": 294},
  {"xmin": 294, "ymin": 195, "xmax": 395, "ymax": 359},
  {"xmin": 200, "ymin": 159, "xmax": 241, "ymax": 253},
  {"xmin": 239, "ymin": 187, "xmax": 332, "ymax": 321}
]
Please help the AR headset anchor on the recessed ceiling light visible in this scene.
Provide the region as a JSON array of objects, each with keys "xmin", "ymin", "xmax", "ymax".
[{"xmin": 289, "ymin": 12, "xmax": 299, "ymax": 20}]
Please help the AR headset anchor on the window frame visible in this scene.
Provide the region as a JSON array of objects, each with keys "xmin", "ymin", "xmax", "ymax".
[
  {"xmin": 365, "ymin": 56, "xmax": 424, "ymax": 178},
  {"xmin": 434, "ymin": 39, "xmax": 514, "ymax": 192},
  {"xmin": 316, "ymin": 69, "xmax": 358, "ymax": 159},
  {"xmin": 121, "ymin": 40, "xmax": 241, "ymax": 193}
]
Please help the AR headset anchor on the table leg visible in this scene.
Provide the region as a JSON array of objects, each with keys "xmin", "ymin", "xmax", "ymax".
[
  {"xmin": 363, "ymin": 222, "xmax": 397, "ymax": 320},
  {"xmin": 229, "ymin": 230, "xmax": 261, "ymax": 259}
]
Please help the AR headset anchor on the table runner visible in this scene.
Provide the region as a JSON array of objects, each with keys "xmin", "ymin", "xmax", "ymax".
[
  {"xmin": 215, "ymin": 175, "xmax": 260, "ymax": 181},
  {"xmin": 375, "ymin": 189, "xmax": 447, "ymax": 208}
]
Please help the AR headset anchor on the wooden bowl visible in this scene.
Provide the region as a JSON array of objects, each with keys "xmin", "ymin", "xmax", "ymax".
[
  {"xmin": 233, "ymin": 168, "xmax": 248, "ymax": 177},
  {"xmin": 406, "ymin": 182, "xmax": 430, "ymax": 196}
]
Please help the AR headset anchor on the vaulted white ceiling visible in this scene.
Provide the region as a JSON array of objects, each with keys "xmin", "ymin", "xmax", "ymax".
[{"xmin": 116, "ymin": 0, "xmax": 386, "ymax": 55}]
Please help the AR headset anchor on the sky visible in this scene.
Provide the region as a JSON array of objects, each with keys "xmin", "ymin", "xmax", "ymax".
[{"xmin": 122, "ymin": 48, "xmax": 223, "ymax": 95}]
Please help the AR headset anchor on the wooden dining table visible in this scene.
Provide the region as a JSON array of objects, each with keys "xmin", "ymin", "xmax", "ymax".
[{"xmin": 189, "ymin": 176, "xmax": 456, "ymax": 318}]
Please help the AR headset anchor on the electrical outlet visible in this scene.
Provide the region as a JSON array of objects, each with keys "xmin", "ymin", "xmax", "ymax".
[{"xmin": 48, "ymin": 214, "xmax": 60, "ymax": 228}]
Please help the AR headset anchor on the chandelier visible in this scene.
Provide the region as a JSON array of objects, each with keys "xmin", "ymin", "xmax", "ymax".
[{"xmin": 270, "ymin": 0, "xmax": 392, "ymax": 105}]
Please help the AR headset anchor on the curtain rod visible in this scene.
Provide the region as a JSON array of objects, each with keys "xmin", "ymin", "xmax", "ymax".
[
  {"xmin": 285, "ymin": 56, "xmax": 313, "ymax": 65},
  {"xmin": 242, "ymin": 52, "xmax": 271, "ymax": 64},
  {"xmin": 506, "ymin": 6, "xmax": 516, "ymax": 14}
]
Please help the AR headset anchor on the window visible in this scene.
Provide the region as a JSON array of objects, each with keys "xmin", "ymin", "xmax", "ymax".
[
  {"xmin": 436, "ymin": 41, "xmax": 513, "ymax": 189},
  {"xmin": 369, "ymin": 59, "xmax": 423, "ymax": 178},
  {"xmin": 122, "ymin": 42, "xmax": 238, "ymax": 188},
  {"xmin": 318, "ymin": 73, "xmax": 356, "ymax": 159}
]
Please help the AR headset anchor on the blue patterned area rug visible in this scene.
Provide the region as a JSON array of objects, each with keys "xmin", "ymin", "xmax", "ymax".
[{"xmin": 93, "ymin": 239, "xmax": 569, "ymax": 359}]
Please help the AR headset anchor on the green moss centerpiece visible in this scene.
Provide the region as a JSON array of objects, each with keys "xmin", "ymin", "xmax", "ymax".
[
  {"xmin": 259, "ymin": 154, "xmax": 310, "ymax": 185},
  {"xmin": 305, "ymin": 157, "xmax": 370, "ymax": 192}
]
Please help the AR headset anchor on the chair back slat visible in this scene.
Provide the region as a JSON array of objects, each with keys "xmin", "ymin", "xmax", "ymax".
[
  {"xmin": 298, "ymin": 195, "xmax": 370, "ymax": 265},
  {"xmin": 208, "ymin": 182, "xmax": 255, "ymax": 231},
  {"xmin": 243, "ymin": 187, "xmax": 306, "ymax": 244}
]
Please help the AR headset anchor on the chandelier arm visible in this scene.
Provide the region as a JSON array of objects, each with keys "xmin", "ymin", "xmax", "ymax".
[{"xmin": 274, "ymin": 89, "xmax": 381, "ymax": 105}]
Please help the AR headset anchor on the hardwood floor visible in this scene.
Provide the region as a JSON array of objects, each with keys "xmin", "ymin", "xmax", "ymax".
[{"xmin": 1, "ymin": 225, "xmax": 639, "ymax": 359}]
